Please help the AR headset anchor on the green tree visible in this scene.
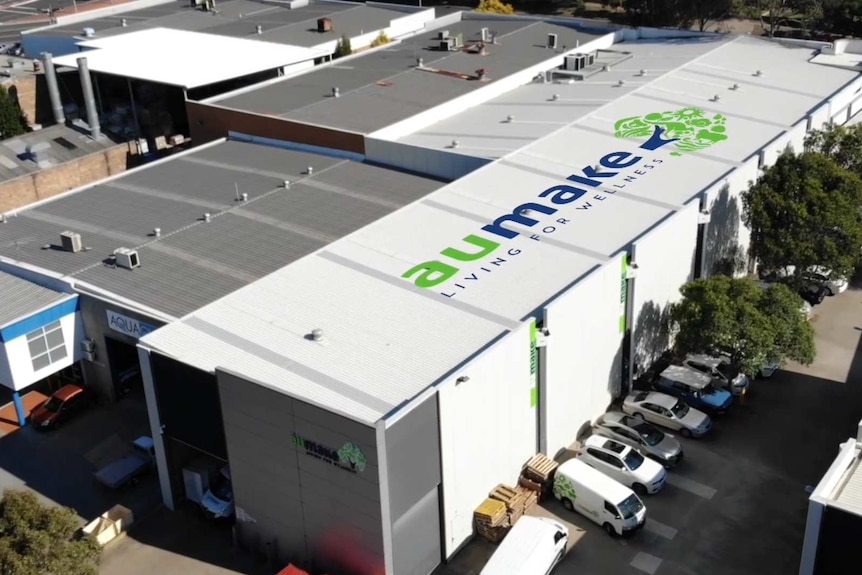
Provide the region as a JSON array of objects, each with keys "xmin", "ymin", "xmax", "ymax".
[
  {"xmin": 819, "ymin": 0, "xmax": 862, "ymax": 37},
  {"xmin": 742, "ymin": 150, "xmax": 862, "ymax": 286},
  {"xmin": 622, "ymin": 0, "xmax": 692, "ymax": 27},
  {"xmin": 0, "ymin": 84, "xmax": 26, "ymax": 138},
  {"xmin": 333, "ymin": 34, "xmax": 352, "ymax": 59},
  {"xmin": 0, "ymin": 490, "xmax": 101, "ymax": 575},
  {"xmin": 805, "ymin": 122, "xmax": 862, "ymax": 176},
  {"xmin": 671, "ymin": 276, "xmax": 815, "ymax": 376},
  {"xmin": 688, "ymin": 0, "xmax": 736, "ymax": 31},
  {"xmin": 475, "ymin": 0, "xmax": 515, "ymax": 14}
]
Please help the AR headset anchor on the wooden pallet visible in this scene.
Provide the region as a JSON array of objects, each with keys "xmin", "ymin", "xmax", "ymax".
[
  {"xmin": 474, "ymin": 498, "xmax": 507, "ymax": 527},
  {"xmin": 489, "ymin": 484, "xmax": 522, "ymax": 507},
  {"xmin": 523, "ymin": 453, "xmax": 559, "ymax": 483},
  {"xmin": 476, "ymin": 523, "xmax": 508, "ymax": 544}
]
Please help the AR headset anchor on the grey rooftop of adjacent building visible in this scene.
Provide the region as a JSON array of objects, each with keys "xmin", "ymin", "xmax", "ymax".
[
  {"xmin": 0, "ymin": 124, "xmax": 122, "ymax": 184},
  {"xmin": 0, "ymin": 269, "xmax": 71, "ymax": 328},
  {"xmin": 30, "ymin": 0, "xmax": 411, "ymax": 48},
  {"xmin": 211, "ymin": 17, "xmax": 601, "ymax": 134},
  {"xmin": 0, "ymin": 138, "xmax": 445, "ymax": 319}
]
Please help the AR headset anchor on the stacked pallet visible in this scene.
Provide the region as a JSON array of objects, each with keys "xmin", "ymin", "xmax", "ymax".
[
  {"xmin": 520, "ymin": 453, "xmax": 560, "ymax": 501},
  {"xmin": 474, "ymin": 497, "xmax": 509, "ymax": 543},
  {"xmin": 489, "ymin": 484, "xmax": 539, "ymax": 526}
]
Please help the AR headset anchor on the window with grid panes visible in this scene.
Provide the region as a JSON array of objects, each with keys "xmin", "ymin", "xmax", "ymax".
[{"xmin": 26, "ymin": 320, "xmax": 67, "ymax": 371}]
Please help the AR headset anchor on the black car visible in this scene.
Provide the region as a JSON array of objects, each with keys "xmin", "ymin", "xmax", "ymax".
[{"xmin": 798, "ymin": 282, "xmax": 829, "ymax": 306}]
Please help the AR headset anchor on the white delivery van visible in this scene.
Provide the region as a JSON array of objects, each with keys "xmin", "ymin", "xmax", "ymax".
[
  {"xmin": 480, "ymin": 516, "xmax": 568, "ymax": 575},
  {"xmin": 553, "ymin": 458, "xmax": 646, "ymax": 536}
]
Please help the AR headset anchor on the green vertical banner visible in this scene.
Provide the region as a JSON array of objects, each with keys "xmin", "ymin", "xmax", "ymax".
[
  {"xmin": 530, "ymin": 321, "xmax": 538, "ymax": 408},
  {"xmin": 620, "ymin": 257, "xmax": 628, "ymax": 334}
]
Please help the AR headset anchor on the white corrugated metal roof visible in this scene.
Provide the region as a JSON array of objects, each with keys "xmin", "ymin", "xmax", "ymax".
[
  {"xmin": 53, "ymin": 28, "xmax": 325, "ymax": 89},
  {"xmin": 143, "ymin": 32, "xmax": 861, "ymax": 424},
  {"xmin": 0, "ymin": 270, "xmax": 71, "ymax": 329},
  {"xmin": 835, "ymin": 456, "xmax": 862, "ymax": 512}
]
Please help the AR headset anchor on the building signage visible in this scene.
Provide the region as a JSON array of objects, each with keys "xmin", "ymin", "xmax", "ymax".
[
  {"xmin": 106, "ymin": 310, "xmax": 156, "ymax": 339},
  {"xmin": 401, "ymin": 108, "xmax": 729, "ymax": 298},
  {"xmin": 529, "ymin": 321, "xmax": 538, "ymax": 408},
  {"xmin": 291, "ymin": 434, "xmax": 367, "ymax": 474}
]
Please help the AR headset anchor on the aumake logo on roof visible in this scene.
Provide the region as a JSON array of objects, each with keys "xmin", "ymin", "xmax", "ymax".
[{"xmin": 402, "ymin": 107, "xmax": 729, "ymax": 298}]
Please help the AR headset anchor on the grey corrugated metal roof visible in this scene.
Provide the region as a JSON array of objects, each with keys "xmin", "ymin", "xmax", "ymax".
[
  {"xmin": 0, "ymin": 124, "xmax": 122, "ymax": 184},
  {"xmin": 214, "ymin": 18, "xmax": 600, "ymax": 133},
  {"xmin": 36, "ymin": 0, "xmax": 399, "ymax": 47},
  {"xmin": 0, "ymin": 270, "xmax": 70, "ymax": 328},
  {"xmin": 0, "ymin": 139, "xmax": 446, "ymax": 318}
]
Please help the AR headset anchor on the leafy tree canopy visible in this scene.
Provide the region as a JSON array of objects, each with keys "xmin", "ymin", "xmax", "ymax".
[
  {"xmin": 671, "ymin": 276, "xmax": 815, "ymax": 377},
  {"xmin": 742, "ymin": 150, "xmax": 862, "ymax": 285},
  {"xmin": 805, "ymin": 122, "xmax": 862, "ymax": 176},
  {"xmin": 475, "ymin": 0, "xmax": 515, "ymax": 14},
  {"xmin": 0, "ymin": 84, "xmax": 26, "ymax": 139},
  {"xmin": 0, "ymin": 490, "xmax": 100, "ymax": 575},
  {"xmin": 333, "ymin": 34, "xmax": 352, "ymax": 59}
]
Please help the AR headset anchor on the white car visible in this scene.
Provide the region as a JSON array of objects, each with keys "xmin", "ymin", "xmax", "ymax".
[
  {"xmin": 622, "ymin": 390, "xmax": 712, "ymax": 438},
  {"xmin": 577, "ymin": 435, "xmax": 667, "ymax": 495},
  {"xmin": 773, "ymin": 265, "xmax": 848, "ymax": 296}
]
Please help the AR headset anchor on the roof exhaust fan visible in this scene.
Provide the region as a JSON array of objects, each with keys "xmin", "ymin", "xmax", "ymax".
[{"xmin": 114, "ymin": 248, "xmax": 140, "ymax": 270}]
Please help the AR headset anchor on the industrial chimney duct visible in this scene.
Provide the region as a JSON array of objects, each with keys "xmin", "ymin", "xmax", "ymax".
[
  {"xmin": 76, "ymin": 56, "xmax": 101, "ymax": 139},
  {"xmin": 41, "ymin": 52, "xmax": 65, "ymax": 125}
]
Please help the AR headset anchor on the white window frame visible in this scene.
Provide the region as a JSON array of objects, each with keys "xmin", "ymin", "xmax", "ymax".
[{"xmin": 26, "ymin": 320, "xmax": 67, "ymax": 372}]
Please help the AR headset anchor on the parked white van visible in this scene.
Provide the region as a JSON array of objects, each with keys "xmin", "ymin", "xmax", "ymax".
[
  {"xmin": 480, "ymin": 516, "xmax": 568, "ymax": 575},
  {"xmin": 553, "ymin": 458, "xmax": 646, "ymax": 536}
]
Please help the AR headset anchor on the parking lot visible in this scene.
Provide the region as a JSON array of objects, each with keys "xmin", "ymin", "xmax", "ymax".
[
  {"xmin": 0, "ymin": 389, "xmax": 161, "ymax": 524},
  {"xmin": 437, "ymin": 286, "xmax": 862, "ymax": 575}
]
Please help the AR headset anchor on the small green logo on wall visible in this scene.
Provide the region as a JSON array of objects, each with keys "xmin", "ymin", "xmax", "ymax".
[
  {"xmin": 292, "ymin": 434, "xmax": 367, "ymax": 474},
  {"xmin": 615, "ymin": 107, "xmax": 729, "ymax": 156}
]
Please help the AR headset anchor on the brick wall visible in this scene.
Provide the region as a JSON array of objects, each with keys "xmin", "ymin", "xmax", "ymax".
[
  {"xmin": 186, "ymin": 101, "xmax": 366, "ymax": 155},
  {"xmin": 0, "ymin": 142, "xmax": 134, "ymax": 213},
  {"xmin": 3, "ymin": 74, "xmax": 53, "ymax": 127}
]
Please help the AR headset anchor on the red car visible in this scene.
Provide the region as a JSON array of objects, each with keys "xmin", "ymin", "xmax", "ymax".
[{"xmin": 30, "ymin": 384, "xmax": 93, "ymax": 430}]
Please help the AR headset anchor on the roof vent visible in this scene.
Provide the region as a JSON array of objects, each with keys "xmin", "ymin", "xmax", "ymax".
[
  {"xmin": 480, "ymin": 27, "xmax": 489, "ymax": 42},
  {"xmin": 241, "ymin": 192, "xmax": 248, "ymax": 202},
  {"xmin": 317, "ymin": 17, "xmax": 332, "ymax": 33},
  {"xmin": 551, "ymin": 93, "xmax": 560, "ymax": 101},
  {"xmin": 730, "ymin": 83, "xmax": 740, "ymax": 90},
  {"xmin": 547, "ymin": 33, "xmax": 558, "ymax": 49},
  {"xmin": 256, "ymin": 25, "xmax": 262, "ymax": 34},
  {"xmin": 603, "ymin": 64, "xmax": 610, "ymax": 72},
  {"xmin": 754, "ymin": 69, "xmax": 763, "ymax": 77},
  {"xmin": 121, "ymin": 18, "xmax": 128, "ymax": 27},
  {"xmin": 153, "ymin": 227, "xmax": 161, "ymax": 238},
  {"xmin": 60, "ymin": 231, "xmax": 82, "ymax": 253},
  {"xmin": 203, "ymin": 212, "xmax": 212, "ymax": 222},
  {"xmin": 306, "ymin": 166, "xmax": 314, "ymax": 175},
  {"xmin": 711, "ymin": 94, "xmax": 721, "ymax": 102},
  {"xmin": 0, "ymin": 214, "xmax": 6, "ymax": 224},
  {"xmin": 332, "ymin": 86, "xmax": 340, "ymax": 98},
  {"xmin": 506, "ymin": 114, "xmax": 514, "ymax": 122},
  {"xmin": 451, "ymin": 139, "xmax": 459, "ymax": 148},
  {"xmin": 283, "ymin": 179, "xmax": 290, "ymax": 188},
  {"xmin": 114, "ymin": 248, "xmax": 140, "ymax": 270},
  {"xmin": 82, "ymin": 27, "xmax": 95, "ymax": 37},
  {"xmin": 416, "ymin": 57, "xmax": 424, "ymax": 67},
  {"xmin": 311, "ymin": 328, "xmax": 325, "ymax": 342},
  {"xmin": 618, "ymin": 79, "xmax": 625, "ymax": 86},
  {"xmin": 640, "ymin": 68, "xmax": 647, "ymax": 76}
]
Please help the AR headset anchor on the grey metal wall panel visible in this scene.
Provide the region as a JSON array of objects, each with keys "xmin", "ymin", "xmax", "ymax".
[
  {"xmin": 217, "ymin": 369, "xmax": 384, "ymax": 575},
  {"xmin": 392, "ymin": 487, "xmax": 441, "ymax": 575},
  {"xmin": 385, "ymin": 393, "xmax": 441, "ymax": 522}
]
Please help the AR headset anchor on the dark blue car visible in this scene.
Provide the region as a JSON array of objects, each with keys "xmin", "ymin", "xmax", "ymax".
[{"xmin": 655, "ymin": 365, "xmax": 734, "ymax": 415}]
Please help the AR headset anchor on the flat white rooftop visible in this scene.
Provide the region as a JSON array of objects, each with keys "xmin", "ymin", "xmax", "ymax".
[
  {"xmin": 142, "ymin": 33, "xmax": 861, "ymax": 425},
  {"xmin": 396, "ymin": 35, "xmax": 857, "ymax": 159},
  {"xmin": 53, "ymin": 28, "xmax": 325, "ymax": 89}
]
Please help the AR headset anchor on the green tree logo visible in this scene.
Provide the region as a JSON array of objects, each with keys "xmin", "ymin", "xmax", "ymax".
[
  {"xmin": 337, "ymin": 442, "xmax": 367, "ymax": 472},
  {"xmin": 614, "ymin": 107, "xmax": 728, "ymax": 156}
]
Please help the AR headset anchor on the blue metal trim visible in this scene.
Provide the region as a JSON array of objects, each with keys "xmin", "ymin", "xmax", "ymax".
[
  {"xmin": 227, "ymin": 131, "xmax": 366, "ymax": 163},
  {"xmin": 0, "ymin": 297, "xmax": 79, "ymax": 343},
  {"xmin": 12, "ymin": 392, "xmax": 26, "ymax": 427}
]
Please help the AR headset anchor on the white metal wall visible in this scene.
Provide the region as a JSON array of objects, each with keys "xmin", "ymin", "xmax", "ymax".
[
  {"xmin": 543, "ymin": 254, "xmax": 625, "ymax": 457},
  {"xmin": 0, "ymin": 312, "xmax": 81, "ymax": 391},
  {"xmin": 437, "ymin": 321, "xmax": 536, "ymax": 558},
  {"xmin": 702, "ymin": 157, "xmax": 758, "ymax": 278},
  {"xmin": 364, "ymin": 138, "xmax": 491, "ymax": 180},
  {"xmin": 631, "ymin": 202, "xmax": 700, "ymax": 369}
]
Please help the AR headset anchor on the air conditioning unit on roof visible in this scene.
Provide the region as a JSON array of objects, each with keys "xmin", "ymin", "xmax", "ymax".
[{"xmin": 114, "ymin": 248, "xmax": 140, "ymax": 270}]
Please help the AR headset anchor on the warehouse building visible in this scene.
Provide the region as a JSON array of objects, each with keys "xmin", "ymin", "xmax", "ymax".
[
  {"xmin": 3, "ymin": 8, "xmax": 862, "ymax": 575},
  {"xmin": 800, "ymin": 420, "xmax": 862, "ymax": 575},
  {"xmin": 139, "ymin": 24, "xmax": 862, "ymax": 575}
]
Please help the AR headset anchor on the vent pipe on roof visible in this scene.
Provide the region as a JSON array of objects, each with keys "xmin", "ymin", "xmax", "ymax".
[
  {"xmin": 256, "ymin": 25, "xmax": 262, "ymax": 34},
  {"xmin": 203, "ymin": 213, "xmax": 212, "ymax": 222},
  {"xmin": 153, "ymin": 227, "xmax": 161, "ymax": 238},
  {"xmin": 306, "ymin": 166, "xmax": 314, "ymax": 175},
  {"xmin": 121, "ymin": 18, "xmax": 128, "ymax": 27},
  {"xmin": 311, "ymin": 328, "xmax": 324, "ymax": 342},
  {"xmin": 506, "ymin": 114, "xmax": 514, "ymax": 122},
  {"xmin": 41, "ymin": 52, "xmax": 65, "ymax": 125},
  {"xmin": 76, "ymin": 57, "xmax": 101, "ymax": 140},
  {"xmin": 332, "ymin": 86, "xmax": 340, "ymax": 98}
]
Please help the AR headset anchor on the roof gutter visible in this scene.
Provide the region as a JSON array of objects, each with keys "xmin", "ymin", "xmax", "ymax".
[{"xmin": 68, "ymin": 278, "xmax": 178, "ymax": 325}]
